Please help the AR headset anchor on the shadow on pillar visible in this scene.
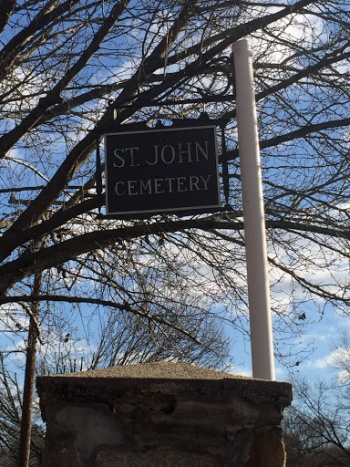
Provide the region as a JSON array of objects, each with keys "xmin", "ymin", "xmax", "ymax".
[{"xmin": 36, "ymin": 362, "xmax": 292, "ymax": 467}]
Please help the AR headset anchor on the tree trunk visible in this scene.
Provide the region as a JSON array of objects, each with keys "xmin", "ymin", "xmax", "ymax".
[{"xmin": 18, "ymin": 270, "xmax": 42, "ymax": 467}]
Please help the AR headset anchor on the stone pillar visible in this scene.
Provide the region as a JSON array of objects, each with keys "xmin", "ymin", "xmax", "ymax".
[{"xmin": 37, "ymin": 362, "xmax": 292, "ymax": 467}]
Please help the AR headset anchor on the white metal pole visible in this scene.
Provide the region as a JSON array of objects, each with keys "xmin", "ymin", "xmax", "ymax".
[{"xmin": 232, "ymin": 39, "xmax": 275, "ymax": 380}]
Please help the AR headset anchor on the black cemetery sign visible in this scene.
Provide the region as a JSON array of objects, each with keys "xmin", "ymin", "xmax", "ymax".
[{"xmin": 104, "ymin": 125, "xmax": 221, "ymax": 217}]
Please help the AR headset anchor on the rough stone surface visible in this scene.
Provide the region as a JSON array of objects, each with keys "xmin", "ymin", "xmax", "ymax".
[{"xmin": 37, "ymin": 362, "xmax": 292, "ymax": 467}]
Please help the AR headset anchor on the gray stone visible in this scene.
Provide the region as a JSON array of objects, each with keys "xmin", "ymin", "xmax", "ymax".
[{"xmin": 37, "ymin": 362, "xmax": 292, "ymax": 467}]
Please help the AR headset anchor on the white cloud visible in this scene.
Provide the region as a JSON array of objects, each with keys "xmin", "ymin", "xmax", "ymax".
[{"xmin": 315, "ymin": 347, "xmax": 350, "ymax": 370}]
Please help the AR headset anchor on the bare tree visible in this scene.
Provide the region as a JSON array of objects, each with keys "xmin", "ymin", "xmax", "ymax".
[
  {"xmin": 0, "ymin": 303, "xmax": 230, "ymax": 466},
  {"xmin": 284, "ymin": 377, "xmax": 350, "ymax": 466},
  {"xmin": 284, "ymin": 332, "xmax": 350, "ymax": 466},
  {"xmin": 0, "ymin": 352, "xmax": 44, "ymax": 467},
  {"xmin": 0, "ymin": 0, "xmax": 350, "ymax": 463},
  {"xmin": 1, "ymin": 0, "xmax": 349, "ymax": 358}
]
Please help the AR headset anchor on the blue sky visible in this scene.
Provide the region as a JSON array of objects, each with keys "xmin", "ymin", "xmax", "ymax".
[
  {"xmin": 232, "ymin": 304, "xmax": 350, "ymax": 384},
  {"xmin": 1, "ymin": 1, "xmax": 349, "ymax": 393}
]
